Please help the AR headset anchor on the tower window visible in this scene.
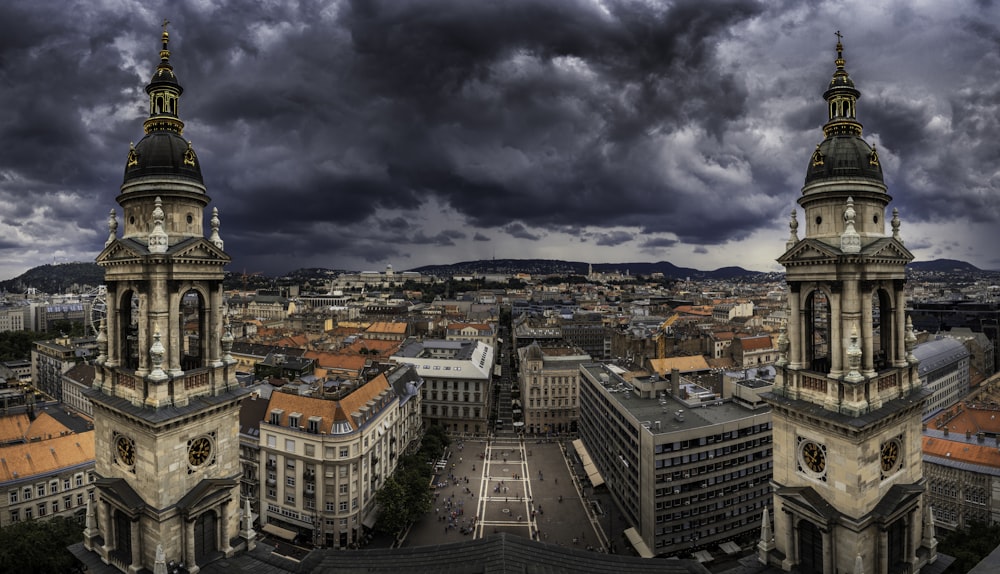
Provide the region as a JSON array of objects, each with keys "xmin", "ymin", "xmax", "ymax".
[
  {"xmin": 873, "ymin": 215, "xmax": 878, "ymax": 224},
  {"xmin": 815, "ymin": 216, "xmax": 822, "ymax": 225},
  {"xmin": 186, "ymin": 214, "xmax": 193, "ymax": 224}
]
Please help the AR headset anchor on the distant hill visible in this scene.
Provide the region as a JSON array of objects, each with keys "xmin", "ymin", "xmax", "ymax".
[
  {"xmin": 907, "ymin": 259, "xmax": 980, "ymax": 273},
  {"xmin": 0, "ymin": 262, "xmax": 104, "ymax": 294},
  {"xmin": 409, "ymin": 258, "xmax": 766, "ymax": 280}
]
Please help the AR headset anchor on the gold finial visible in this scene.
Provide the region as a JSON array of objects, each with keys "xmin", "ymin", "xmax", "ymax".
[
  {"xmin": 834, "ymin": 30, "xmax": 845, "ymax": 69},
  {"xmin": 160, "ymin": 19, "xmax": 171, "ymax": 60}
]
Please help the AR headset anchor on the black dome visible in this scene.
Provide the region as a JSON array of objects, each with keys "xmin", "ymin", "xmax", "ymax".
[
  {"xmin": 146, "ymin": 65, "xmax": 182, "ymax": 95},
  {"xmin": 804, "ymin": 135, "xmax": 882, "ymax": 185},
  {"xmin": 123, "ymin": 131, "xmax": 203, "ymax": 183}
]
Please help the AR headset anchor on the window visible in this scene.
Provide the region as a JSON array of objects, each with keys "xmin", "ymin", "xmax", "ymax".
[
  {"xmin": 270, "ymin": 410, "xmax": 283, "ymax": 425},
  {"xmin": 50, "ymin": 480, "xmax": 58, "ymax": 493},
  {"xmin": 52, "ymin": 500, "xmax": 59, "ymax": 513},
  {"xmin": 76, "ymin": 494, "xmax": 83, "ymax": 506},
  {"xmin": 267, "ymin": 435, "xmax": 276, "ymax": 448},
  {"xmin": 286, "ymin": 494, "xmax": 295, "ymax": 505},
  {"xmin": 266, "ymin": 488, "xmax": 276, "ymax": 499},
  {"xmin": 339, "ymin": 484, "xmax": 348, "ymax": 495},
  {"xmin": 339, "ymin": 501, "xmax": 348, "ymax": 512},
  {"xmin": 340, "ymin": 447, "xmax": 349, "ymax": 458},
  {"xmin": 285, "ymin": 439, "xmax": 295, "ymax": 453},
  {"xmin": 63, "ymin": 478, "xmax": 70, "ymax": 491},
  {"xmin": 23, "ymin": 488, "xmax": 31, "ymax": 501},
  {"xmin": 9, "ymin": 510, "xmax": 18, "ymax": 523},
  {"xmin": 304, "ymin": 498, "xmax": 315, "ymax": 510},
  {"xmin": 308, "ymin": 417, "xmax": 321, "ymax": 434},
  {"xmin": 24, "ymin": 508, "xmax": 32, "ymax": 520},
  {"xmin": 325, "ymin": 447, "xmax": 335, "ymax": 459},
  {"xmin": 289, "ymin": 414, "xmax": 300, "ymax": 428},
  {"xmin": 37, "ymin": 484, "xmax": 45, "ymax": 497},
  {"xmin": 75, "ymin": 474, "xmax": 83, "ymax": 487},
  {"xmin": 64, "ymin": 496, "xmax": 72, "ymax": 509},
  {"xmin": 326, "ymin": 502, "xmax": 335, "ymax": 511},
  {"xmin": 352, "ymin": 497, "xmax": 358, "ymax": 509},
  {"xmin": 37, "ymin": 503, "xmax": 46, "ymax": 517},
  {"xmin": 88, "ymin": 472, "xmax": 94, "ymax": 483},
  {"xmin": 8, "ymin": 491, "xmax": 16, "ymax": 504},
  {"xmin": 286, "ymin": 476, "xmax": 295, "ymax": 487}
]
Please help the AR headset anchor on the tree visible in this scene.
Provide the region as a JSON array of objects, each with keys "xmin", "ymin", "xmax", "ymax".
[
  {"xmin": 0, "ymin": 516, "xmax": 83, "ymax": 573},
  {"xmin": 374, "ymin": 477, "xmax": 410, "ymax": 535},
  {"xmin": 939, "ymin": 520, "xmax": 1000, "ymax": 573}
]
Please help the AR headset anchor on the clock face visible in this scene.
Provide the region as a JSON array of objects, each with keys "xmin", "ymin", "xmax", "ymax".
[
  {"xmin": 881, "ymin": 439, "xmax": 901, "ymax": 473},
  {"xmin": 188, "ymin": 436, "xmax": 212, "ymax": 466},
  {"xmin": 800, "ymin": 441, "xmax": 826, "ymax": 474},
  {"xmin": 116, "ymin": 435, "xmax": 135, "ymax": 467}
]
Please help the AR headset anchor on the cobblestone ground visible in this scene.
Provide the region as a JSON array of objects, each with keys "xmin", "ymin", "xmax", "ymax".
[{"xmin": 401, "ymin": 437, "xmax": 607, "ymax": 552}]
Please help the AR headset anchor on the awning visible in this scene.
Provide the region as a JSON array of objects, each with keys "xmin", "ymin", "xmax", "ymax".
[
  {"xmin": 693, "ymin": 550, "xmax": 714, "ymax": 563},
  {"xmin": 623, "ymin": 527, "xmax": 654, "ymax": 558},
  {"xmin": 261, "ymin": 523, "xmax": 297, "ymax": 541},
  {"xmin": 573, "ymin": 439, "xmax": 605, "ymax": 488},
  {"xmin": 719, "ymin": 541, "xmax": 741, "ymax": 555},
  {"xmin": 362, "ymin": 507, "xmax": 379, "ymax": 529}
]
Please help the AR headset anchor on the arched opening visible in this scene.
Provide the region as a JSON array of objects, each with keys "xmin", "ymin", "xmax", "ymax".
[
  {"xmin": 872, "ymin": 289, "xmax": 893, "ymax": 370},
  {"xmin": 797, "ymin": 519, "xmax": 823, "ymax": 574},
  {"xmin": 118, "ymin": 290, "xmax": 140, "ymax": 371},
  {"xmin": 804, "ymin": 290, "xmax": 830, "ymax": 373},
  {"xmin": 194, "ymin": 510, "xmax": 218, "ymax": 564},
  {"xmin": 179, "ymin": 289, "xmax": 207, "ymax": 370}
]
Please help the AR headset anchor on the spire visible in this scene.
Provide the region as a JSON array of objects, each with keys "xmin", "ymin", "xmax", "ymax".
[
  {"xmin": 786, "ymin": 209, "xmax": 799, "ymax": 250},
  {"xmin": 148, "ymin": 197, "xmax": 169, "ymax": 253},
  {"xmin": 143, "ymin": 19, "xmax": 185, "ymax": 136},
  {"xmin": 823, "ymin": 31, "xmax": 863, "ymax": 138}
]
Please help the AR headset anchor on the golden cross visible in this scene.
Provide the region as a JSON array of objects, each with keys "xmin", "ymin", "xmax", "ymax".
[
  {"xmin": 834, "ymin": 30, "xmax": 843, "ymax": 42},
  {"xmin": 162, "ymin": 19, "xmax": 170, "ymax": 33}
]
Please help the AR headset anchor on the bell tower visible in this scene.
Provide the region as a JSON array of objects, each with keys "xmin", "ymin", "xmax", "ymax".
[
  {"xmin": 760, "ymin": 35, "xmax": 937, "ymax": 574},
  {"xmin": 83, "ymin": 23, "xmax": 248, "ymax": 574}
]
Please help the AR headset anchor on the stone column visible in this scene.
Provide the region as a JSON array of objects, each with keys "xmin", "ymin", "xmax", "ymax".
[
  {"xmin": 828, "ymin": 289, "xmax": 843, "ymax": 378},
  {"xmin": 168, "ymin": 289, "xmax": 184, "ymax": 378},
  {"xmin": 105, "ymin": 285, "xmax": 120, "ymax": 368},
  {"xmin": 821, "ymin": 527, "xmax": 833, "ymax": 574},
  {"xmin": 220, "ymin": 503, "xmax": 234, "ymax": 557},
  {"xmin": 186, "ymin": 517, "xmax": 199, "ymax": 574},
  {"xmin": 894, "ymin": 287, "xmax": 908, "ymax": 368},
  {"xmin": 99, "ymin": 500, "xmax": 112, "ymax": 561},
  {"xmin": 879, "ymin": 524, "xmax": 889, "ymax": 574},
  {"xmin": 788, "ymin": 287, "xmax": 802, "ymax": 369},
  {"xmin": 861, "ymin": 284, "xmax": 875, "ymax": 377},
  {"xmin": 128, "ymin": 517, "xmax": 142, "ymax": 574},
  {"xmin": 135, "ymin": 292, "xmax": 149, "ymax": 377}
]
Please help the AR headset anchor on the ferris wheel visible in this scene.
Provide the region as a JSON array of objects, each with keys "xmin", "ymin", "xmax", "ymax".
[{"xmin": 86, "ymin": 285, "xmax": 107, "ymax": 336}]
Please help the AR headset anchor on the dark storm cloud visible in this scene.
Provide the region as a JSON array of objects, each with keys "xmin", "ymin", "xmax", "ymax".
[
  {"xmin": 503, "ymin": 223, "xmax": 541, "ymax": 241},
  {"xmin": 0, "ymin": 0, "xmax": 997, "ymax": 277}
]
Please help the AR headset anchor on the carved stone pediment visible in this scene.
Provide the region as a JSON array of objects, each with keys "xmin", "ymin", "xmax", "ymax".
[
  {"xmin": 777, "ymin": 239, "xmax": 839, "ymax": 265},
  {"xmin": 96, "ymin": 239, "xmax": 145, "ymax": 265}
]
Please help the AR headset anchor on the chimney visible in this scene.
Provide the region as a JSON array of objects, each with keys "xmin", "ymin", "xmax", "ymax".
[{"xmin": 943, "ymin": 426, "xmax": 949, "ymax": 436}]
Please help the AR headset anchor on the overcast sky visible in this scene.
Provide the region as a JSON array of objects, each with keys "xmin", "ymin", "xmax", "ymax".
[{"xmin": 0, "ymin": 0, "xmax": 998, "ymax": 279}]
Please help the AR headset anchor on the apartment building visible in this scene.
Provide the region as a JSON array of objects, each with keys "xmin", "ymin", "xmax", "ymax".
[
  {"xmin": 518, "ymin": 342, "xmax": 591, "ymax": 434},
  {"xmin": 915, "ymin": 337, "xmax": 971, "ymax": 417},
  {"xmin": 257, "ymin": 365, "xmax": 422, "ymax": 548},
  {"xmin": 578, "ymin": 363, "xmax": 773, "ymax": 557},
  {"xmin": 391, "ymin": 339, "xmax": 494, "ymax": 435},
  {"xmin": 0, "ymin": 410, "xmax": 96, "ymax": 528}
]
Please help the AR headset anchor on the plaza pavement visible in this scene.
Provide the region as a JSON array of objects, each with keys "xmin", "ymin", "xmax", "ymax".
[{"xmin": 401, "ymin": 437, "xmax": 611, "ymax": 552}]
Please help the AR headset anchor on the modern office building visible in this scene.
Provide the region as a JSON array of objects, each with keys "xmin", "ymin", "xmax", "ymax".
[
  {"xmin": 914, "ymin": 338, "xmax": 971, "ymax": 417},
  {"xmin": 578, "ymin": 363, "xmax": 773, "ymax": 557}
]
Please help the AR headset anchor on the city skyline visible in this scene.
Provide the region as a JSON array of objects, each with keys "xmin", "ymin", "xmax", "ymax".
[{"xmin": 0, "ymin": 0, "xmax": 998, "ymax": 280}]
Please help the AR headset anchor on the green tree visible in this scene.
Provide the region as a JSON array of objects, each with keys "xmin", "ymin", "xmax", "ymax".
[
  {"xmin": 0, "ymin": 515, "xmax": 83, "ymax": 573},
  {"xmin": 374, "ymin": 477, "xmax": 410, "ymax": 535},
  {"xmin": 939, "ymin": 520, "xmax": 1000, "ymax": 573}
]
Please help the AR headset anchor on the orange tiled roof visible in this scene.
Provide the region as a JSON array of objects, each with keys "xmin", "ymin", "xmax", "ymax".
[
  {"xmin": 923, "ymin": 435, "xmax": 1000, "ymax": 468},
  {"xmin": 448, "ymin": 323, "xmax": 491, "ymax": 332},
  {"xmin": 266, "ymin": 374, "xmax": 393, "ymax": 432},
  {"xmin": 24, "ymin": 412, "xmax": 73, "ymax": 442},
  {"xmin": 365, "ymin": 321, "xmax": 408, "ymax": 335},
  {"xmin": 0, "ymin": 414, "xmax": 31, "ymax": 444},
  {"xmin": 303, "ymin": 351, "xmax": 367, "ymax": 373},
  {"xmin": 342, "ymin": 339, "xmax": 403, "ymax": 356},
  {"xmin": 738, "ymin": 335, "xmax": 773, "ymax": 351},
  {"xmin": 649, "ymin": 355, "xmax": 711, "ymax": 374},
  {"xmin": 0, "ymin": 431, "xmax": 95, "ymax": 482}
]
